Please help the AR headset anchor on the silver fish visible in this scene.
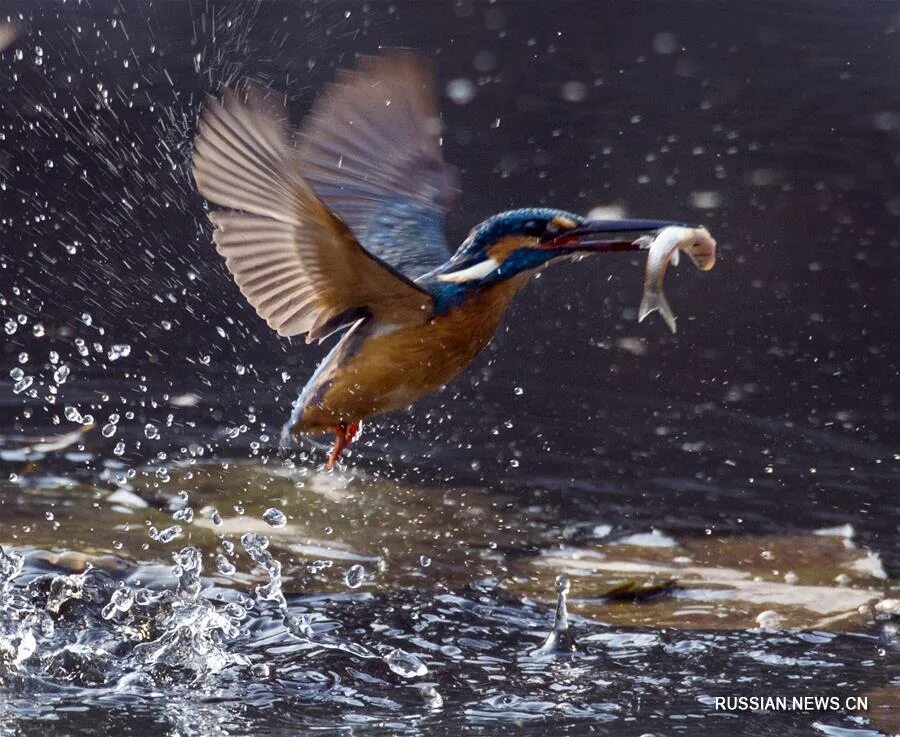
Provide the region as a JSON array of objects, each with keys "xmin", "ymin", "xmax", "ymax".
[{"xmin": 638, "ymin": 225, "xmax": 716, "ymax": 333}]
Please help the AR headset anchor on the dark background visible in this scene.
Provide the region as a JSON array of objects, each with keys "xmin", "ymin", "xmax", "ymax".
[{"xmin": 0, "ymin": 1, "xmax": 898, "ymax": 562}]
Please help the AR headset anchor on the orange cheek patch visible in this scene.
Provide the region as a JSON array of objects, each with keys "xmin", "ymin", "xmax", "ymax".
[{"xmin": 487, "ymin": 235, "xmax": 534, "ymax": 262}]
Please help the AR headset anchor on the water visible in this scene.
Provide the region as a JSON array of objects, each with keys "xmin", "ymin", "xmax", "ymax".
[{"xmin": 0, "ymin": 1, "xmax": 898, "ymax": 736}]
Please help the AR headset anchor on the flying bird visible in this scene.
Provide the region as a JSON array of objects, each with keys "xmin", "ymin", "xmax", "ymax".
[{"xmin": 192, "ymin": 54, "xmax": 713, "ymax": 468}]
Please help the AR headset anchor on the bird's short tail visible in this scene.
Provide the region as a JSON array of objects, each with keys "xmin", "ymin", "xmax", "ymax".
[
  {"xmin": 278, "ymin": 420, "xmax": 331, "ymax": 454},
  {"xmin": 280, "ymin": 394, "xmax": 307, "ymax": 451},
  {"xmin": 638, "ymin": 290, "xmax": 677, "ymax": 334}
]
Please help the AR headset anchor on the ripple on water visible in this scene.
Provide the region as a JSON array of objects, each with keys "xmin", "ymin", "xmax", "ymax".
[{"xmin": 0, "ymin": 462, "xmax": 895, "ymax": 735}]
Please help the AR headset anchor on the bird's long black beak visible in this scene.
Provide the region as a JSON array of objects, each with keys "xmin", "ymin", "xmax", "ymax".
[{"xmin": 541, "ymin": 219, "xmax": 692, "ymax": 252}]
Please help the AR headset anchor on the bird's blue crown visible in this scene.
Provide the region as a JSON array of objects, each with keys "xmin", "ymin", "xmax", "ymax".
[{"xmin": 453, "ymin": 207, "xmax": 584, "ymax": 261}]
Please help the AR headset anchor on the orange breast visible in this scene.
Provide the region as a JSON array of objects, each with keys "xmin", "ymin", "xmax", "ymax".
[{"xmin": 296, "ymin": 278, "xmax": 525, "ymax": 434}]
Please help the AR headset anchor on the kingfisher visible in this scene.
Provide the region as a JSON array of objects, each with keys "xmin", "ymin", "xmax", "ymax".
[{"xmin": 192, "ymin": 54, "xmax": 711, "ymax": 468}]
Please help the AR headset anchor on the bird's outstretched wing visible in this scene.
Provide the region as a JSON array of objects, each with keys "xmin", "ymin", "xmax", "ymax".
[
  {"xmin": 297, "ymin": 54, "xmax": 458, "ymax": 279},
  {"xmin": 192, "ymin": 83, "xmax": 434, "ymax": 343}
]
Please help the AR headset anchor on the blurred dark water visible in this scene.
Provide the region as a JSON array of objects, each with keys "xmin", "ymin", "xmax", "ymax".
[{"xmin": 0, "ymin": 1, "xmax": 898, "ymax": 735}]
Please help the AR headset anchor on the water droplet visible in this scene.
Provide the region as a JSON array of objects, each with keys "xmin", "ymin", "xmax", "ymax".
[
  {"xmin": 421, "ymin": 684, "xmax": 443, "ymax": 710},
  {"xmin": 53, "ymin": 364, "xmax": 70, "ymax": 384},
  {"xmin": 156, "ymin": 525, "xmax": 182, "ymax": 544},
  {"xmin": 108, "ymin": 344, "xmax": 131, "ymax": 361},
  {"xmin": 262, "ymin": 507, "xmax": 286, "ymax": 528},
  {"xmin": 690, "ymin": 190, "xmax": 722, "ymax": 209},
  {"xmin": 560, "ymin": 80, "xmax": 587, "ymax": 102},
  {"xmin": 173, "ymin": 507, "xmax": 193, "ymax": 523},
  {"xmin": 345, "ymin": 564, "xmax": 366, "ymax": 589},
  {"xmin": 113, "ymin": 440, "xmax": 126, "ymax": 456},
  {"xmin": 101, "ymin": 586, "xmax": 134, "ymax": 619},
  {"xmin": 12, "ymin": 376, "xmax": 33, "ymax": 394},
  {"xmin": 652, "ymin": 31, "xmax": 679, "ymax": 55},
  {"xmin": 250, "ymin": 662, "xmax": 270, "ymax": 678},
  {"xmin": 215, "ymin": 554, "xmax": 236, "ymax": 575},
  {"xmin": 64, "ymin": 406, "xmax": 83, "ymax": 423},
  {"xmin": 144, "ymin": 423, "xmax": 159, "ymax": 440},
  {"xmin": 419, "ymin": 555, "xmax": 431, "ymax": 568},
  {"xmin": 446, "ymin": 78, "xmax": 475, "ymax": 105},
  {"xmin": 385, "ymin": 649, "xmax": 428, "ymax": 678}
]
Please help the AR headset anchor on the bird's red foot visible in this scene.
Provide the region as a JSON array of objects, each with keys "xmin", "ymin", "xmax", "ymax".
[{"xmin": 325, "ymin": 421, "xmax": 362, "ymax": 470}]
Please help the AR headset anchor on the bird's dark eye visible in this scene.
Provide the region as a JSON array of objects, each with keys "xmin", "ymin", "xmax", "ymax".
[{"xmin": 522, "ymin": 219, "xmax": 545, "ymax": 237}]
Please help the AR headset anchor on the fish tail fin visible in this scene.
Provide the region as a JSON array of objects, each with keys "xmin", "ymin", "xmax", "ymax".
[{"xmin": 638, "ymin": 290, "xmax": 677, "ymax": 334}]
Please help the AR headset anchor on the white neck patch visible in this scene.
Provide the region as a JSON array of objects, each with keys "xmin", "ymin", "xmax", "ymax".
[{"xmin": 436, "ymin": 257, "xmax": 500, "ymax": 284}]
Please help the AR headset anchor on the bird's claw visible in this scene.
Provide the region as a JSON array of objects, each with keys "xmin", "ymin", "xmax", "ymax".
[{"xmin": 325, "ymin": 422, "xmax": 361, "ymax": 470}]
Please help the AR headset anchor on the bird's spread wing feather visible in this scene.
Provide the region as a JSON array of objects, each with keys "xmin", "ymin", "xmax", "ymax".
[
  {"xmin": 297, "ymin": 54, "xmax": 458, "ymax": 279},
  {"xmin": 192, "ymin": 83, "xmax": 434, "ymax": 342}
]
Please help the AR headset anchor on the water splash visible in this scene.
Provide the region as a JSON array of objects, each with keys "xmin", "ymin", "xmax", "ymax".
[
  {"xmin": 530, "ymin": 575, "xmax": 578, "ymax": 657},
  {"xmin": 100, "ymin": 586, "xmax": 134, "ymax": 620},
  {"xmin": 130, "ymin": 547, "xmax": 247, "ymax": 680},
  {"xmin": 240, "ymin": 533, "xmax": 286, "ymax": 608},
  {"xmin": 0, "ymin": 546, "xmax": 38, "ymax": 667}
]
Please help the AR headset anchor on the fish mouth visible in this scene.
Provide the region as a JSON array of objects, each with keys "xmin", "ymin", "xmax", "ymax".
[
  {"xmin": 680, "ymin": 226, "xmax": 717, "ymax": 271},
  {"xmin": 540, "ymin": 218, "xmax": 693, "ymax": 252}
]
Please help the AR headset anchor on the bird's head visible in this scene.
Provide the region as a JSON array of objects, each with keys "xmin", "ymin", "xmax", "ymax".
[{"xmin": 436, "ymin": 208, "xmax": 689, "ymax": 286}]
